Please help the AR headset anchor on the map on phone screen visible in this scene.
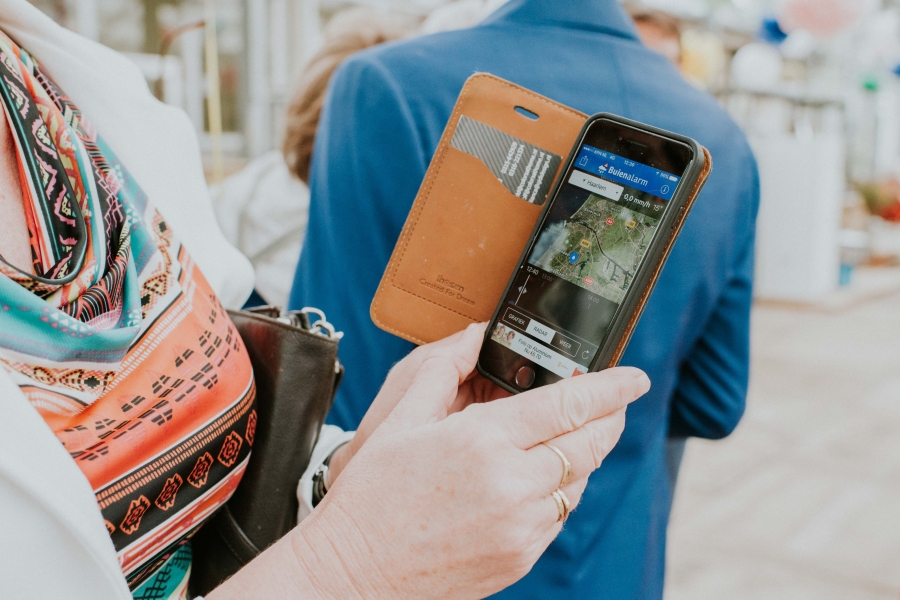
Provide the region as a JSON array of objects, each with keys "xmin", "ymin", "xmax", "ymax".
[
  {"xmin": 530, "ymin": 184, "xmax": 662, "ymax": 304},
  {"xmin": 528, "ymin": 146, "xmax": 673, "ymax": 306}
]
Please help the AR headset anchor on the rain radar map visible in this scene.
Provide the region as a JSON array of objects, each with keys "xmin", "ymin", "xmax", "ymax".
[{"xmin": 531, "ymin": 192, "xmax": 660, "ymax": 304}]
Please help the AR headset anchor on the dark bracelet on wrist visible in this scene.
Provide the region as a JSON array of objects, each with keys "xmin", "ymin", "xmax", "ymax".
[
  {"xmin": 311, "ymin": 465, "xmax": 328, "ymax": 508},
  {"xmin": 311, "ymin": 443, "xmax": 347, "ymax": 508}
]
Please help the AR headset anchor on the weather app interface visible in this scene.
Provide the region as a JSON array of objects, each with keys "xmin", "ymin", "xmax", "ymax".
[{"xmin": 489, "ymin": 144, "xmax": 681, "ymax": 379}]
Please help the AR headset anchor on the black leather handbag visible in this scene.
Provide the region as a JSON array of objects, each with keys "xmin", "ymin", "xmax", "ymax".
[{"xmin": 189, "ymin": 306, "xmax": 343, "ymax": 596}]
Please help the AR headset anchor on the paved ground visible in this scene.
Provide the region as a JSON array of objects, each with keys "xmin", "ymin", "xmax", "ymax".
[{"xmin": 665, "ymin": 288, "xmax": 900, "ymax": 599}]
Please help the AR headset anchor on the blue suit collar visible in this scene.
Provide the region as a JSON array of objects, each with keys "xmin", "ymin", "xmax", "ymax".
[{"xmin": 481, "ymin": 0, "xmax": 639, "ymax": 40}]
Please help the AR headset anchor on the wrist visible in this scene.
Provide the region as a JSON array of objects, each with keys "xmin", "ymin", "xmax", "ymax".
[
  {"xmin": 206, "ymin": 508, "xmax": 375, "ymax": 600},
  {"xmin": 289, "ymin": 505, "xmax": 392, "ymax": 598}
]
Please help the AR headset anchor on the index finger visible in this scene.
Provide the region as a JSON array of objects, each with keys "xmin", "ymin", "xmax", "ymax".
[{"xmin": 480, "ymin": 367, "xmax": 650, "ymax": 449}]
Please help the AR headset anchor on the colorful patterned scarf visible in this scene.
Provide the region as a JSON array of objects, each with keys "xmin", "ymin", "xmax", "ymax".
[{"xmin": 0, "ymin": 31, "xmax": 256, "ymax": 598}]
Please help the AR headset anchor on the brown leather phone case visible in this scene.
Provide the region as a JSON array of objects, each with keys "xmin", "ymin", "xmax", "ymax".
[
  {"xmin": 371, "ymin": 74, "xmax": 588, "ymax": 344},
  {"xmin": 371, "ymin": 74, "xmax": 712, "ymax": 350}
]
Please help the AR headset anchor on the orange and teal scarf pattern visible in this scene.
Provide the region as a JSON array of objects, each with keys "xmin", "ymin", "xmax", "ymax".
[{"xmin": 0, "ymin": 31, "xmax": 256, "ymax": 598}]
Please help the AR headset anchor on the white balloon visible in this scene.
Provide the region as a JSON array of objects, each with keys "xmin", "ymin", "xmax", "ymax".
[
  {"xmin": 780, "ymin": 29, "xmax": 817, "ymax": 60},
  {"xmin": 731, "ymin": 42, "xmax": 783, "ymax": 91}
]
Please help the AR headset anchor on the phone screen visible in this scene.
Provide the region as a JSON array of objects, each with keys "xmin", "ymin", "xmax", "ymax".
[{"xmin": 481, "ymin": 119, "xmax": 693, "ymax": 388}]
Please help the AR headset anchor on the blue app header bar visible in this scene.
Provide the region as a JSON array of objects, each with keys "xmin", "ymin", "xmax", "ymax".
[{"xmin": 574, "ymin": 145, "xmax": 681, "ymax": 201}]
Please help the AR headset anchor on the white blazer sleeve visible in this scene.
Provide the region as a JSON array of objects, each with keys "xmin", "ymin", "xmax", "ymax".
[{"xmin": 0, "ymin": 372, "xmax": 131, "ymax": 600}]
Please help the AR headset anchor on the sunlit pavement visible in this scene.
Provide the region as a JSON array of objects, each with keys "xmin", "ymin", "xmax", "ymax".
[{"xmin": 666, "ymin": 284, "xmax": 900, "ymax": 599}]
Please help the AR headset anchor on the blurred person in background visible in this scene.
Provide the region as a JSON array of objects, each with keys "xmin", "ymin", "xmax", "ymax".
[
  {"xmin": 213, "ymin": 8, "xmax": 413, "ymax": 308},
  {"xmin": 282, "ymin": 7, "xmax": 415, "ymax": 185},
  {"xmin": 212, "ymin": 0, "xmax": 505, "ymax": 310},
  {"xmin": 289, "ymin": 0, "xmax": 760, "ymax": 597},
  {"xmin": 629, "ymin": 6, "xmax": 683, "ymax": 66},
  {"xmin": 0, "ymin": 2, "xmax": 650, "ymax": 598}
]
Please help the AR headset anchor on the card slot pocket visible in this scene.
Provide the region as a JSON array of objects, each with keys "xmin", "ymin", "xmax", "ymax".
[
  {"xmin": 390, "ymin": 145, "xmax": 543, "ymax": 322},
  {"xmin": 448, "ymin": 115, "xmax": 561, "ymax": 206}
]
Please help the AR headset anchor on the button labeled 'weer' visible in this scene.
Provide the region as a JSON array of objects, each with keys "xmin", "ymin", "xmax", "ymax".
[{"xmin": 550, "ymin": 332, "xmax": 581, "ymax": 358}]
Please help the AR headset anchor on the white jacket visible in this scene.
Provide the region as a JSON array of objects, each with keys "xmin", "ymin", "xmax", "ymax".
[
  {"xmin": 210, "ymin": 151, "xmax": 311, "ymax": 309},
  {"xmin": 0, "ymin": 2, "xmax": 285, "ymax": 598}
]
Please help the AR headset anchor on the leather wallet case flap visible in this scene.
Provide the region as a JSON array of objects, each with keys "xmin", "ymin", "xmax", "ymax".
[{"xmin": 372, "ymin": 74, "xmax": 588, "ymax": 345}]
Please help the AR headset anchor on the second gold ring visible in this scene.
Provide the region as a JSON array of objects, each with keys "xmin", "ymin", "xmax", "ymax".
[{"xmin": 551, "ymin": 488, "xmax": 571, "ymax": 522}]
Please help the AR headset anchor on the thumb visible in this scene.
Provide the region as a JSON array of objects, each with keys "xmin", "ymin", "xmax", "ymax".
[{"xmin": 386, "ymin": 323, "xmax": 485, "ymax": 427}]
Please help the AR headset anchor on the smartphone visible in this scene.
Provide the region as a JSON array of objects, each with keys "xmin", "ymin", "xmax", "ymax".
[{"xmin": 477, "ymin": 114, "xmax": 704, "ymax": 393}]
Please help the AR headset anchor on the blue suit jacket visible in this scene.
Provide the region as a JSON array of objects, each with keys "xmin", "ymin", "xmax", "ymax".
[{"xmin": 289, "ymin": 1, "xmax": 759, "ymax": 597}]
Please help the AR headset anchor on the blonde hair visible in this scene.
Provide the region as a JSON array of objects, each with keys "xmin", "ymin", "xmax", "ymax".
[{"xmin": 282, "ymin": 8, "xmax": 414, "ymax": 184}]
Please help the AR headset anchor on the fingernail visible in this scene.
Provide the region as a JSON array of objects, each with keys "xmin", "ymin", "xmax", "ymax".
[{"xmin": 634, "ymin": 371, "xmax": 651, "ymax": 395}]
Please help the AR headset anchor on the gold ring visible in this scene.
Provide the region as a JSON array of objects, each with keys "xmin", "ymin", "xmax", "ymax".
[
  {"xmin": 542, "ymin": 442, "xmax": 571, "ymax": 487},
  {"xmin": 551, "ymin": 489, "xmax": 570, "ymax": 522}
]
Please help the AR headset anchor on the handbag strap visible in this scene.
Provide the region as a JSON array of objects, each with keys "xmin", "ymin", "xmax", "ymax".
[{"xmin": 202, "ymin": 505, "xmax": 260, "ymax": 565}]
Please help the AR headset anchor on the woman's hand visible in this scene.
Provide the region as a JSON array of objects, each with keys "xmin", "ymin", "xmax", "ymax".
[
  {"xmin": 325, "ymin": 324, "xmax": 508, "ymax": 486},
  {"xmin": 211, "ymin": 324, "xmax": 650, "ymax": 599}
]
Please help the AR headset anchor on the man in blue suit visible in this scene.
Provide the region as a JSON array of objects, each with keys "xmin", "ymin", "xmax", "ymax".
[{"xmin": 289, "ymin": 1, "xmax": 759, "ymax": 597}]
